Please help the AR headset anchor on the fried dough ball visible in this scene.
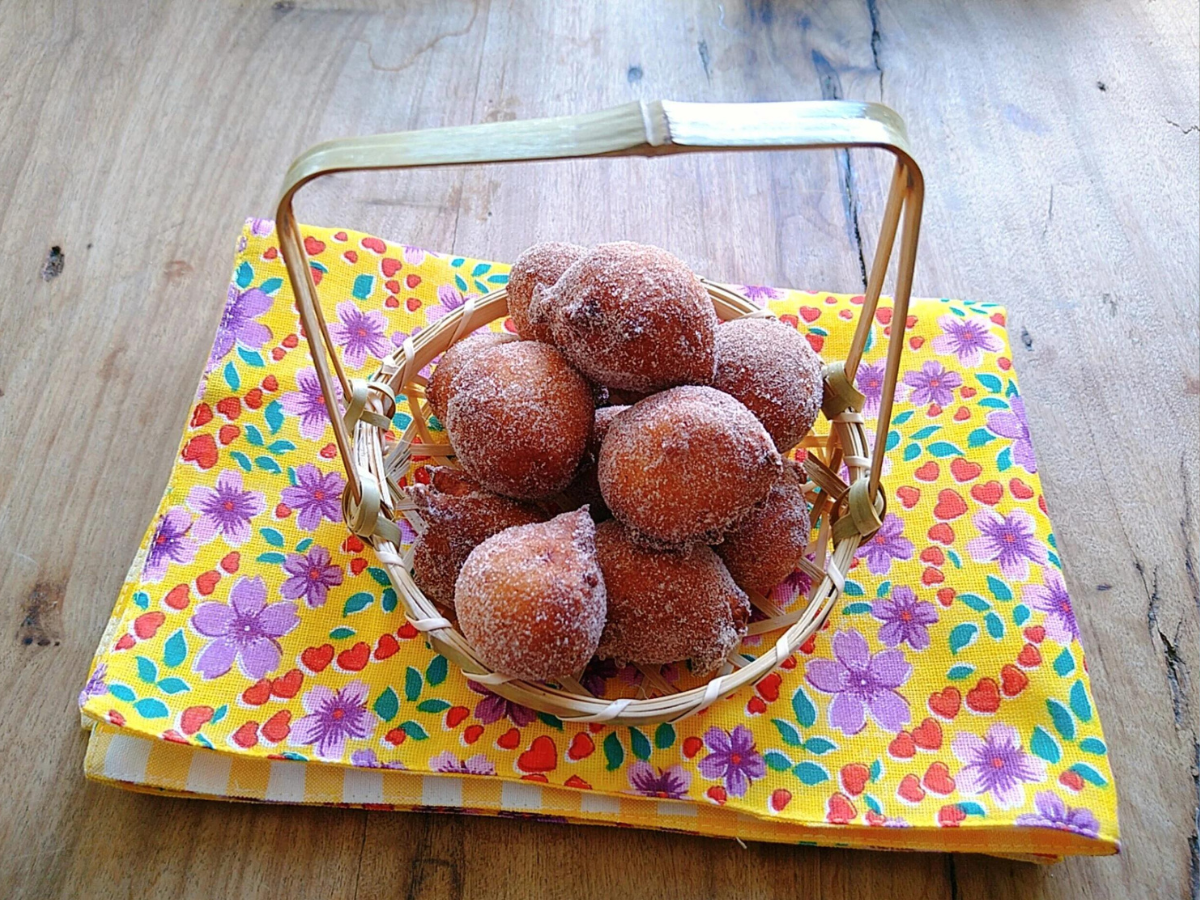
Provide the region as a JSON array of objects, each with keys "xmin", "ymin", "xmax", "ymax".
[
  {"xmin": 410, "ymin": 467, "xmax": 548, "ymax": 606},
  {"xmin": 455, "ymin": 508, "xmax": 607, "ymax": 680},
  {"xmin": 548, "ymin": 242, "xmax": 718, "ymax": 392},
  {"xmin": 712, "ymin": 316, "xmax": 824, "ymax": 452},
  {"xmin": 562, "ymin": 405, "xmax": 628, "ymax": 517},
  {"xmin": 426, "ymin": 330, "xmax": 515, "ymax": 422},
  {"xmin": 598, "ymin": 386, "xmax": 782, "ymax": 545},
  {"xmin": 445, "ymin": 341, "xmax": 593, "ymax": 500},
  {"xmin": 715, "ymin": 462, "xmax": 811, "ymax": 596},
  {"xmin": 507, "ymin": 241, "xmax": 588, "ymax": 343},
  {"xmin": 594, "ymin": 520, "xmax": 749, "ymax": 675}
]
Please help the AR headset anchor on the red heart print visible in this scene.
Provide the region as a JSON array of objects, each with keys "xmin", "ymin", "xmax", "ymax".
[
  {"xmin": 707, "ymin": 785, "xmax": 728, "ymax": 806},
  {"xmin": 385, "ymin": 727, "xmax": 407, "ymax": 746},
  {"xmin": 936, "ymin": 587, "xmax": 956, "ymax": 607},
  {"xmin": 923, "ymin": 762, "xmax": 956, "ymax": 795},
  {"xmin": 517, "ymin": 736, "xmax": 558, "ymax": 772},
  {"xmin": 966, "ymin": 677, "xmax": 1001, "ymax": 713},
  {"xmin": 805, "ymin": 334, "xmax": 825, "ymax": 353},
  {"xmin": 770, "ymin": 788, "xmax": 793, "ymax": 812},
  {"xmin": 778, "ymin": 314, "xmax": 798, "ymax": 329},
  {"xmin": 928, "ymin": 687, "xmax": 961, "ymax": 720},
  {"xmin": 1024, "ymin": 626, "xmax": 1046, "ymax": 644},
  {"xmin": 840, "ymin": 763, "xmax": 870, "ymax": 796},
  {"xmin": 1059, "ymin": 770, "xmax": 1085, "ymax": 792},
  {"xmin": 933, "ymin": 490, "xmax": 967, "ymax": 520},
  {"xmin": 361, "ymin": 237, "xmax": 387, "ymax": 255},
  {"xmin": 337, "ymin": 642, "xmax": 370, "ymax": 672},
  {"xmin": 275, "ymin": 503, "xmax": 291, "ymax": 519},
  {"xmin": 191, "ymin": 403, "xmax": 213, "ymax": 428},
  {"xmin": 950, "ymin": 458, "xmax": 982, "ymax": 482},
  {"xmin": 180, "ymin": 705, "xmax": 214, "ymax": 735},
  {"xmin": 1000, "ymin": 664, "xmax": 1029, "ymax": 697},
  {"xmin": 384, "ymin": 279, "xmax": 401, "ymax": 294},
  {"xmin": 756, "ymin": 671, "xmax": 781, "ymax": 702},
  {"xmin": 405, "ymin": 296, "xmax": 421, "ymax": 312},
  {"xmin": 909, "ymin": 336, "xmax": 925, "ymax": 350},
  {"xmin": 921, "ymin": 566, "xmax": 945, "ymax": 586},
  {"xmin": 333, "ymin": 231, "xmax": 348, "ymax": 242},
  {"xmin": 261, "ymin": 710, "xmax": 292, "ymax": 744},
  {"xmin": 381, "ymin": 258, "xmax": 402, "ymax": 278},
  {"xmin": 300, "ymin": 644, "xmax": 335, "ymax": 673},
  {"xmin": 1017, "ymin": 643, "xmax": 1042, "ymax": 668},
  {"xmin": 920, "ymin": 546, "xmax": 945, "ymax": 566},
  {"xmin": 896, "ymin": 486, "xmax": 921, "ymax": 509},
  {"xmin": 304, "ymin": 236, "xmax": 326, "ymax": 256},
  {"xmin": 282, "ymin": 333, "xmax": 299, "ymax": 349},
  {"xmin": 271, "ymin": 668, "xmax": 303, "ymax": 699},
  {"xmin": 342, "ymin": 250, "xmax": 358, "ymax": 264},
  {"xmin": 195, "ymin": 570, "xmax": 221, "ymax": 596},
  {"xmin": 133, "ymin": 611, "xmax": 165, "ymax": 640},
  {"xmin": 114, "ymin": 634, "xmax": 136, "ymax": 651},
  {"xmin": 875, "ymin": 306, "xmax": 893, "ymax": 325},
  {"xmin": 164, "ymin": 584, "xmax": 190, "ymax": 610},
  {"xmin": 897, "ymin": 774, "xmax": 925, "ymax": 804},
  {"xmin": 888, "ymin": 731, "xmax": 916, "ymax": 759},
  {"xmin": 385, "ymin": 296, "xmax": 400, "ymax": 308},
  {"xmin": 1039, "ymin": 494, "xmax": 1048, "ymax": 514},
  {"xmin": 374, "ymin": 634, "xmax": 400, "ymax": 660},
  {"xmin": 232, "ymin": 721, "xmax": 259, "ymax": 749},
  {"xmin": 999, "ymin": 357, "xmax": 1012, "ymax": 371},
  {"xmin": 799, "ymin": 306, "xmax": 821, "ymax": 323},
  {"xmin": 242, "ymin": 679, "xmax": 271, "ymax": 706},
  {"xmin": 397, "ymin": 621, "xmax": 419, "ymax": 640},
  {"xmin": 826, "ymin": 792, "xmax": 857, "ymax": 823},
  {"xmin": 960, "ymin": 386, "xmax": 978, "ymax": 398},
  {"xmin": 406, "ymin": 273, "xmax": 422, "ymax": 289},
  {"xmin": 746, "ymin": 696, "xmax": 767, "ymax": 715},
  {"xmin": 911, "ymin": 718, "xmax": 943, "ymax": 750},
  {"xmin": 463, "ymin": 724, "xmax": 484, "ymax": 745},
  {"xmin": 263, "ymin": 246, "xmax": 279, "ymax": 260},
  {"xmin": 838, "ymin": 309, "xmax": 853, "ymax": 321},
  {"xmin": 564, "ymin": 775, "xmax": 592, "ymax": 790},
  {"xmin": 215, "ymin": 396, "xmax": 241, "ymax": 421},
  {"xmin": 350, "ymin": 558, "xmax": 369, "ymax": 576},
  {"xmin": 567, "ymin": 732, "xmax": 595, "ymax": 761},
  {"xmin": 683, "ymin": 736, "xmax": 704, "ymax": 759},
  {"xmin": 914, "ymin": 461, "xmax": 940, "ymax": 482},
  {"xmin": 181, "ymin": 434, "xmax": 218, "ymax": 470},
  {"xmin": 1010, "ymin": 478, "xmax": 1035, "ymax": 500},
  {"xmin": 497, "ymin": 728, "xmax": 521, "ymax": 750},
  {"xmin": 220, "ymin": 552, "xmax": 240, "ymax": 574},
  {"xmin": 865, "ymin": 810, "xmax": 886, "ymax": 826},
  {"xmin": 953, "ymin": 406, "xmax": 971, "ymax": 422},
  {"xmin": 928, "ymin": 522, "xmax": 956, "ymax": 545},
  {"xmin": 971, "ymin": 481, "xmax": 1003, "ymax": 505},
  {"xmin": 445, "ymin": 706, "xmax": 470, "ymax": 728},
  {"xmin": 927, "ymin": 403, "xmax": 943, "ymax": 417},
  {"xmin": 938, "ymin": 804, "xmax": 966, "ymax": 827},
  {"xmin": 320, "ymin": 443, "xmax": 338, "ymax": 459}
]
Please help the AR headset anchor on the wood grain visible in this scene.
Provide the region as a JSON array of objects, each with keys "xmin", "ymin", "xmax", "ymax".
[{"xmin": 0, "ymin": 1, "xmax": 1196, "ymax": 898}]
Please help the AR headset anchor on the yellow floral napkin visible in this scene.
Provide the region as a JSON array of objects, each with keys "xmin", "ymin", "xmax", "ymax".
[{"xmin": 80, "ymin": 221, "xmax": 1118, "ymax": 861}]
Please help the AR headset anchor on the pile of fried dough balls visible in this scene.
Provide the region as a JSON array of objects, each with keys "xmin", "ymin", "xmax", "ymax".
[{"xmin": 410, "ymin": 241, "xmax": 823, "ymax": 681}]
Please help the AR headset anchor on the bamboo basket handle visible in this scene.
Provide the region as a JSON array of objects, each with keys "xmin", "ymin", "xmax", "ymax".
[{"xmin": 275, "ymin": 100, "xmax": 923, "ymax": 517}]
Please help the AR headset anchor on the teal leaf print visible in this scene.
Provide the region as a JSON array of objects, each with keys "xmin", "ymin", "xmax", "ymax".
[
  {"xmin": 264, "ymin": 400, "xmax": 284, "ymax": 434},
  {"xmin": 135, "ymin": 656, "xmax": 158, "ymax": 684},
  {"xmin": 260, "ymin": 528, "xmax": 285, "ymax": 547},
  {"xmin": 223, "ymin": 361, "xmax": 240, "ymax": 391},
  {"xmin": 957, "ymin": 802, "xmax": 987, "ymax": 817},
  {"xmin": 133, "ymin": 698, "xmax": 170, "ymax": 719},
  {"xmin": 803, "ymin": 736, "xmax": 837, "ymax": 755},
  {"xmin": 654, "ymin": 722, "xmax": 675, "ymax": 750},
  {"xmin": 903, "ymin": 443, "xmax": 922, "ymax": 462},
  {"xmin": 537, "ymin": 713, "xmax": 563, "ymax": 730},
  {"xmin": 259, "ymin": 277, "xmax": 283, "ymax": 295},
  {"xmin": 885, "ymin": 430, "xmax": 900, "ymax": 452},
  {"xmin": 244, "ymin": 424, "xmax": 265, "ymax": 446},
  {"xmin": 629, "ymin": 727, "xmax": 652, "ymax": 761},
  {"xmin": 235, "ymin": 261, "xmax": 254, "ymax": 288},
  {"xmin": 237, "ymin": 347, "xmax": 265, "ymax": 368},
  {"xmin": 352, "ymin": 274, "xmax": 375, "ymax": 299},
  {"xmin": 163, "ymin": 630, "xmax": 187, "ymax": 668},
  {"xmin": 417, "ymin": 699, "xmax": 451, "ymax": 714},
  {"xmin": 425, "ymin": 655, "xmax": 448, "ymax": 686},
  {"xmin": 256, "ymin": 552, "xmax": 287, "ymax": 564},
  {"xmin": 947, "ymin": 549, "xmax": 963, "ymax": 568},
  {"xmin": 603, "ymin": 732, "xmax": 624, "ymax": 770},
  {"xmin": 947, "ymin": 664, "xmax": 975, "ymax": 681},
  {"xmin": 254, "ymin": 456, "xmax": 281, "ymax": 473},
  {"xmin": 927, "ymin": 442, "xmax": 965, "ymax": 458},
  {"xmin": 968, "ymin": 428, "xmax": 997, "ymax": 448},
  {"xmin": 1079, "ymin": 738, "xmax": 1108, "ymax": 756},
  {"xmin": 892, "ymin": 410, "xmax": 914, "ymax": 425},
  {"xmin": 958, "ymin": 593, "xmax": 991, "ymax": 612},
  {"xmin": 869, "ymin": 759, "xmax": 883, "ymax": 781},
  {"xmin": 486, "ymin": 273, "xmax": 509, "ymax": 284},
  {"xmin": 212, "ymin": 704, "xmax": 228, "ymax": 723},
  {"xmin": 454, "ymin": 274, "xmax": 468, "ymax": 292},
  {"xmin": 764, "ymin": 750, "xmax": 793, "ymax": 772},
  {"xmin": 986, "ymin": 575, "xmax": 1013, "ymax": 602},
  {"xmin": 157, "ymin": 677, "xmax": 190, "ymax": 695},
  {"xmin": 842, "ymin": 580, "xmax": 865, "ymax": 597},
  {"xmin": 132, "ymin": 591, "xmax": 150, "ymax": 610},
  {"xmin": 367, "ymin": 567, "xmax": 391, "ymax": 586},
  {"xmin": 230, "ymin": 451, "xmax": 253, "ymax": 472},
  {"xmin": 1012, "ymin": 604, "xmax": 1031, "ymax": 626},
  {"xmin": 771, "ymin": 718, "xmax": 804, "ymax": 746},
  {"xmin": 977, "ymin": 397, "xmax": 1009, "ymax": 409},
  {"xmin": 400, "ymin": 721, "xmax": 429, "ymax": 740},
  {"xmin": 863, "ymin": 794, "xmax": 883, "ymax": 815},
  {"xmin": 977, "ymin": 373, "xmax": 1002, "ymax": 393},
  {"xmin": 470, "ymin": 262, "xmax": 490, "ymax": 277},
  {"xmin": 997, "ymin": 446, "xmax": 1013, "ymax": 472},
  {"xmin": 1029, "ymin": 725, "xmax": 1061, "ymax": 763},
  {"xmin": 342, "ymin": 592, "xmax": 374, "ymax": 615},
  {"xmin": 791, "ymin": 685, "xmax": 817, "ymax": 728},
  {"xmin": 1069, "ymin": 762, "xmax": 1107, "ymax": 786},
  {"xmin": 109, "ymin": 683, "xmax": 136, "ymax": 703},
  {"xmin": 1047, "ymin": 699, "xmax": 1076, "ymax": 740},
  {"xmin": 381, "ymin": 588, "xmax": 398, "ymax": 613},
  {"xmin": 295, "ymin": 538, "xmax": 313, "ymax": 552},
  {"xmin": 791, "ymin": 762, "xmax": 830, "ymax": 785},
  {"xmin": 842, "ymin": 602, "xmax": 872, "ymax": 615},
  {"xmin": 910, "ymin": 425, "xmax": 941, "ymax": 440},
  {"xmin": 1053, "ymin": 647, "xmax": 1075, "ymax": 677},
  {"xmin": 1006, "ymin": 379, "xmax": 1019, "ymax": 398},
  {"xmin": 267, "ymin": 440, "xmax": 295, "ymax": 455},
  {"xmin": 404, "ymin": 666, "xmax": 423, "ymax": 702},
  {"xmin": 948, "ymin": 622, "xmax": 979, "ymax": 655},
  {"xmin": 373, "ymin": 687, "xmax": 399, "ymax": 722},
  {"xmin": 875, "ymin": 581, "xmax": 892, "ymax": 598},
  {"xmin": 195, "ymin": 735, "xmax": 214, "ymax": 750},
  {"xmin": 1069, "ymin": 680, "xmax": 1093, "ymax": 722},
  {"xmin": 984, "ymin": 612, "xmax": 1005, "ymax": 639},
  {"xmin": 329, "ymin": 627, "xmax": 355, "ymax": 640}
]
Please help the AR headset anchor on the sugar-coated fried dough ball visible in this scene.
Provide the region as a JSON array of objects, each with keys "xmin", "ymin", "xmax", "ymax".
[
  {"xmin": 598, "ymin": 386, "xmax": 782, "ymax": 545},
  {"xmin": 712, "ymin": 317, "xmax": 824, "ymax": 452},
  {"xmin": 716, "ymin": 462, "xmax": 811, "ymax": 595},
  {"xmin": 562, "ymin": 405, "xmax": 628, "ymax": 518},
  {"xmin": 426, "ymin": 330, "xmax": 515, "ymax": 422},
  {"xmin": 410, "ymin": 467, "xmax": 548, "ymax": 606},
  {"xmin": 549, "ymin": 242, "xmax": 718, "ymax": 392},
  {"xmin": 445, "ymin": 342, "xmax": 593, "ymax": 500},
  {"xmin": 455, "ymin": 509, "xmax": 607, "ymax": 680},
  {"xmin": 594, "ymin": 520, "xmax": 749, "ymax": 675},
  {"xmin": 507, "ymin": 241, "xmax": 588, "ymax": 343}
]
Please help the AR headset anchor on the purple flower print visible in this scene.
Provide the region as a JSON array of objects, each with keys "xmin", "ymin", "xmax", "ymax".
[
  {"xmin": 871, "ymin": 586, "xmax": 939, "ymax": 650},
  {"xmin": 769, "ymin": 568, "xmax": 813, "ymax": 607},
  {"xmin": 628, "ymin": 762, "xmax": 691, "ymax": 799},
  {"xmin": 903, "ymin": 361, "xmax": 962, "ymax": 408},
  {"xmin": 952, "ymin": 723, "xmax": 1047, "ymax": 809},
  {"xmin": 330, "ymin": 301, "xmax": 391, "ymax": 369},
  {"xmin": 697, "ymin": 725, "xmax": 766, "ymax": 798},
  {"xmin": 186, "ymin": 470, "xmax": 266, "ymax": 546},
  {"xmin": 1016, "ymin": 792, "xmax": 1101, "ymax": 838},
  {"xmin": 403, "ymin": 245, "xmax": 426, "ymax": 265},
  {"xmin": 142, "ymin": 507, "xmax": 198, "ymax": 582},
  {"xmin": 580, "ymin": 657, "xmax": 622, "ymax": 697},
  {"xmin": 208, "ymin": 286, "xmax": 273, "ymax": 372},
  {"xmin": 931, "ymin": 313, "xmax": 1003, "ymax": 367},
  {"xmin": 248, "ymin": 218, "xmax": 274, "ymax": 237},
  {"xmin": 78, "ymin": 663, "xmax": 108, "ymax": 708},
  {"xmin": 350, "ymin": 749, "xmax": 407, "ymax": 770},
  {"xmin": 426, "ymin": 284, "xmax": 480, "ymax": 328},
  {"xmin": 986, "ymin": 395, "xmax": 1037, "ymax": 474},
  {"xmin": 741, "ymin": 284, "xmax": 783, "ymax": 306},
  {"xmin": 467, "ymin": 680, "xmax": 537, "ymax": 726},
  {"xmin": 806, "ymin": 629, "xmax": 912, "ymax": 735},
  {"xmin": 281, "ymin": 464, "xmax": 346, "ymax": 531},
  {"xmin": 430, "ymin": 751, "xmax": 497, "ymax": 776},
  {"xmin": 190, "ymin": 576, "xmax": 299, "ymax": 680},
  {"xmin": 967, "ymin": 508, "xmax": 1048, "ymax": 581},
  {"xmin": 855, "ymin": 360, "xmax": 887, "ymax": 416},
  {"xmin": 1023, "ymin": 571, "xmax": 1079, "ymax": 644},
  {"xmin": 281, "ymin": 368, "xmax": 342, "ymax": 441},
  {"xmin": 856, "ymin": 514, "xmax": 914, "ymax": 576},
  {"xmin": 291, "ymin": 681, "xmax": 377, "ymax": 760},
  {"xmin": 280, "ymin": 545, "xmax": 344, "ymax": 608}
]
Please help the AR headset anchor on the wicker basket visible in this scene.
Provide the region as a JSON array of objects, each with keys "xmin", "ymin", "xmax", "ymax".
[{"xmin": 273, "ymin": 100, "xmax": 923, "ymax": 725}]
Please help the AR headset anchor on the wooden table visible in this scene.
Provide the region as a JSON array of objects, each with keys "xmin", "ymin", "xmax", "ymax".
[{"xmin": 2, "ymin": 2, "xmax": 1196, "ymax": 897}]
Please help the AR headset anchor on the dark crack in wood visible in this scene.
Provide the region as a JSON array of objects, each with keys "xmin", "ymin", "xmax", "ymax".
[{"xmin": 866, "ymin": 0, "xmax": 883, "ymax": 98}]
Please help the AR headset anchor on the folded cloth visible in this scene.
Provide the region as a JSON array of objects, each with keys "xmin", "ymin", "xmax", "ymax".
[{"xmin": 80, "ymin": 221, "xmax": 1118, "ymax": 861}]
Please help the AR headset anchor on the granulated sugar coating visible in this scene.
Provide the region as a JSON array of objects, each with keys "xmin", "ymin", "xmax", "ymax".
[
  {"xmin": 445, "ymin": 341, "xmax": 592, "ymax": 500},
  {"xmin": 410, "ymin": 467, "xmax": 548, "ymax": 606},
  {"xmin": 562, "ymin": 404, "xmax": 629, "ymax": 518},
  {"xmin": 598, "ymin": 386, "xmax": 782, "ymax": 545},
  {"xmin": 549, "ymin": 242, "xmax": 718, "ymax": 392},
  {"xmin": 712, "ymin": 316, "xmax": 824, "ymax": 452},
  {"xmin": 455, "ymin": 508, "xmax": 606, "ymax": 680},
  {"xmin": 507, "ymin": 241, "xmax": 587, "ymax": 343},
  {"xmin": 716, "ymin": 461, "xmax": 811, "ymax": 595},
  {"xmin": 594, "ymin": 520, "xmax": 749, "ymax": 675},
  {"xmin": 426, "ymin": 330, "xmax": 515, "ymax": 422}
]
